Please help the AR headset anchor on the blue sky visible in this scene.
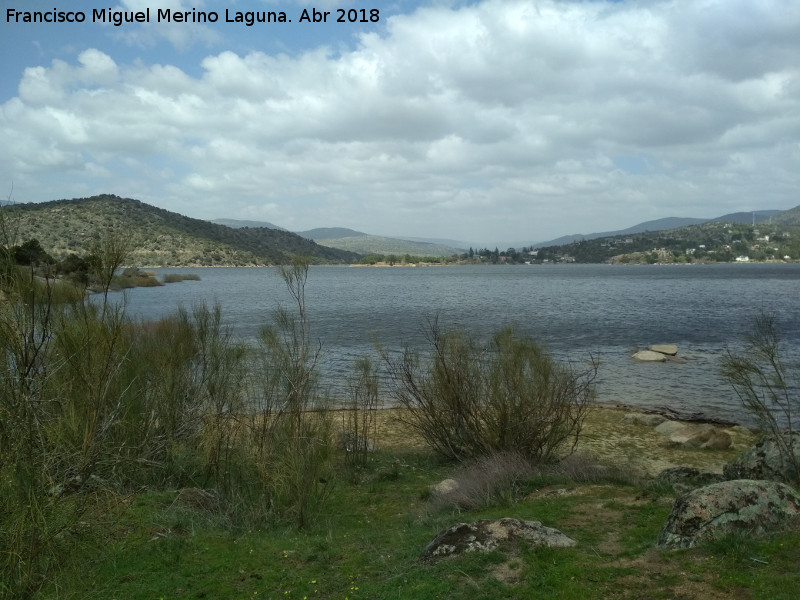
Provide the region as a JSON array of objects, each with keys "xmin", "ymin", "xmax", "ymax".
[{"xmin": 2, "ymin": 0, "xmax": 799, "ymax": 246}]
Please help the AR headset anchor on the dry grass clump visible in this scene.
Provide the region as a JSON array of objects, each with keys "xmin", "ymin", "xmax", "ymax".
[
  {"xmin": 429, "ymin": 450, "xmax": 649, "ymax": 512},
  {"xmin": 428, "ymin": 451, "xmax": 535, "ymax": 510},
  {"xmin": 543, "ymin": 450, "xmax": 648, "ymax": 486}
]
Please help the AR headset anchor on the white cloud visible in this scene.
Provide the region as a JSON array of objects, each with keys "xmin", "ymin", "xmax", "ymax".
[{"xmin": 2, "ymin": 0, "xmax": 800, "ymax": 244}]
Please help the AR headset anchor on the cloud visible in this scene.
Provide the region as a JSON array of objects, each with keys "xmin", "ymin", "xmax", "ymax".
[
  {"xmin": 110, "ymin": 0, "xmax": 223, "ymax": 50},
  {"xmin": 2, "ymin": 0, "xmax": 800, "ymax": 244}
]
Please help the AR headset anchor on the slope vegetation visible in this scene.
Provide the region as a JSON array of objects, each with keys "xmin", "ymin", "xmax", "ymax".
[{"xmin": 0, "ymin": 195, "xmax": 359, "ymax": 266}]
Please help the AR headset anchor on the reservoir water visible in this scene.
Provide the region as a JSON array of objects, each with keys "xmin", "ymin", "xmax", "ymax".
[{"xmin": 122, "ymin": 263, "xmax": 800, "ymax": 426}]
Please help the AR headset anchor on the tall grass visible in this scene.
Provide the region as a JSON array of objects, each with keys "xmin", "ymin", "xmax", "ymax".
[{"xmin": 0, "ymin": 248, "xmax": 339, "ymax": 595}]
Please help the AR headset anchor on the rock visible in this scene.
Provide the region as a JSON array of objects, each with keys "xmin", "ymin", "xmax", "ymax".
[
  {"xmin": 621, "ymin": 412, "xmax": 667, "ymax": 427},
  {"xmin": 672, "ymin": 425, "xmax": 732, "ymax": 450},
  {"xmin": 699, "ymin": 429, "xmax": 733, "ymax": 450},
  {"xmin": 657, "ymin": 479, "xmax": 800, "ymax": 549},
  {"xmin": 631, "ymin": 350, "xmax": 667, "ymax": 362},
  {"xmin": 655, "ymin": 421, "xmax": 732, "ymax": 450},
  {"xmin": 723, "ymin": 432, "xmax": 800, "ymax": 484},
  {"xmin": 422, "ymin": 518, "xmax": 576, "ymax": 560},
  {"xmin": 430, "ymin": 478, "xmax": 459, "ymax": 496},
  {"xmin": 655, "ymin": 420, "xmax": 686, "ymax": 436},
  {"xmin": 649, "ymin": 344, "xmax": 679, "ymax": 356},
  {"xmin": 655, "ymin": 467, "xmax": 726, "ymax": 494}
]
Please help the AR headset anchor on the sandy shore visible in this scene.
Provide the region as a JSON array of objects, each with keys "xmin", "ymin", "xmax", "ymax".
[{"xmin": 362, "ymin": 404, "xmax": 755, "ymax": 476}]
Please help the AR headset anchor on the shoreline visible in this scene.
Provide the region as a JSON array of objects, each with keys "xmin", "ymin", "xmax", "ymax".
[
  {"xmin": 361, "ymin": 403, "xmax": 756, "ymax": 476},
  {"xmin": 132, "ymin": 259, "xmax": 799, "ymax": 269}
]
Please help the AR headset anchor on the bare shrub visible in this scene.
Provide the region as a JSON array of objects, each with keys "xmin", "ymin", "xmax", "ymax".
[
  {"xmin": 544, "ymin": 451, "xmax": 647, "ymax": 486},
  {"xmin": 384, "ymin": 320, "xmax": 596, "ymax": 463},
  {"xmin": 722, "ymin": 313, "xmax": 800, "ymax": 483},
  {"xmin": 248, "ymin": 258, "xmax": 334, "ymax": 528},
  {"xmin": 341, "ymin": 357, "xmax": 379, "ymax": 467},
  {"xmin": 429, "ymin": 451, "xmax": 535, "ymax": 510}
]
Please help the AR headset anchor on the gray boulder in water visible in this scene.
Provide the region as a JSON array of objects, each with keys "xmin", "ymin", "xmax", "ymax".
[
  {"xmin": 648, "ymin": 344, "xmax": 679, "ymax": 356},
  {"xmin": 631, "ymin": 350, "xmax": 667, "ymax": 362},
  {"xmin": 657, "ymin": 479, "xmax": 800, "ymax": 549}
]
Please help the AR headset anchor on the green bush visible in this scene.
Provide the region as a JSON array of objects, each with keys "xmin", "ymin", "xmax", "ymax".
[{"xmin": 384, "ymin": 320, "xmax": 596, "ymax": 463}]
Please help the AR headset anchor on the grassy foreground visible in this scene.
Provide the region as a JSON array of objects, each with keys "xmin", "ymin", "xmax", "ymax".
[{"xmin": 35, "ymin": 408, "xmax": 800, "ymax": 600}]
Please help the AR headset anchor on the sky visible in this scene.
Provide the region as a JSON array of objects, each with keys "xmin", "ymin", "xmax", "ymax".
[{"xmin": 1, "ymin": 0, "xmax": 799, "ymax": 247}]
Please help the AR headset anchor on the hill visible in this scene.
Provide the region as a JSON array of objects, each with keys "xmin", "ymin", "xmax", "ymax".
[
  {"xmin": 312, "ymin": 234, "xmax": 464, "ymax": 257},
  {"xmin": 212, "ymin": 218, "xmax": 286, "ymax": 230},
  {"xmin": 296, "ymin": 227, "xmax": 367, "ymax": 240},
  {"xmin": 774, "ymin": 205, "xmax": 800, "ymax": 227},
  {"xmin": 533, "ymin": 210, "xmax": 784, "ymax": 247},
  {"xmin": 0, "ymin": 195, "xmax": 359, "ymax": 266},
  {"xmin": 296, "ymin": 227, "xmax": 463, "ymax": 257},
  {"xmin": 532, "ymin": 210, "xmax": 800, "ymax": 264}
]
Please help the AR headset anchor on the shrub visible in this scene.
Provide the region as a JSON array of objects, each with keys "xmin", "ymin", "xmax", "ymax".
[
  {"xmin": 340, "ymin": 357, "xmax": 379, "ymax": 468},
  {"xmin": 429, "ymin": 451, "xmax": 534, "ymax": 510},
  {"xmin": 249, "ymin": 258, "xmax": 334, "ymax": 527},
  {"xmin": 384, "ymin": 320, "xmax": 596, "ymax": 463},
  {"xmin": 721, "ymin": 313, "xmax": 799, "ymax": 483}
]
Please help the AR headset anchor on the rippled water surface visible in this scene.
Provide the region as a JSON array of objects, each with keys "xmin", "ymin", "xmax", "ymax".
[{"xmin": 123, "ymin": 263, "xmax": 800, "ymax": 425}]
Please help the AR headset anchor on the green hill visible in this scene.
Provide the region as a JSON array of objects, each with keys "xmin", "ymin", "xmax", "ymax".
[
  {"xmin": 0, "ymin": 195, "xmax": 359, "ymax": 266},
  {"xmin": 533, "ymin": 213, "xmax": 800, "ymax": 264},
  {"xmin": 774, "ymin": 205, "xmax": 800, "ymax": 227}
]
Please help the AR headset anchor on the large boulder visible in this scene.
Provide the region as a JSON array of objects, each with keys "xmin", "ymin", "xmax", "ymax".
[
  {"xmin": 723, "ymin": 432, "xmax": 800, "ymax": 484},
  {"xmin": 422, "ymin": 518, "xmax": 576, "ymax": 560},
  {"xmin": 631, "ymin": 350, "xmax": 667, "ymax": 362},
  {"xmin": 657, "ymin": 479, "xmax": 800, "ymax": 549},
  {"xmin": 649, "ymin": 344, "xmax": 679, "ymax": 356},
  {"xmin": 655, "ymin": 421, "xmax": 732, "ymax": 450}
]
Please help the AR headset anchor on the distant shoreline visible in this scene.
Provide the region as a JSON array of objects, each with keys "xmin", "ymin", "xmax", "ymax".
[{"xmin": 134, "ymin": 259, "xmax": 798, "ymax": 269}]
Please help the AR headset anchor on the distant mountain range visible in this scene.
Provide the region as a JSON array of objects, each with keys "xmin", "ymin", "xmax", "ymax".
[
  {"xmin": 2, "ymin": 195, "xmax": 358, "ymax": 266},
  {"xmin": 293, "ymin": 228, "xmax": 465, "ymax": 256},
  {"xmin": 531, "ymin": 210, "xmax": 785, "ymax": 248},
  {"xmin": 213, "ymin": 222, "xmax": 466, "ymax": 257},
  {"xmin": 214, "ymin": 209, "xmax": 794, "ymax": 256}
]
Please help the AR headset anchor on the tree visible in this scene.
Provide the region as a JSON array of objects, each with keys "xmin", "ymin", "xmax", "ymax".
[
  {"xmin": 12, "ymin": 238, "xmax": 53, "ymax": 267},
  {"xmin": 86, "ymin": 231, "xmax": 131, "ymax": 305}
]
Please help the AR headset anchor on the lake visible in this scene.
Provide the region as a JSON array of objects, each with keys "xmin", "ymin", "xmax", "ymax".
[{"xmin": 122, "ymin": 263, "xmax": 800, "ymax": 426}]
